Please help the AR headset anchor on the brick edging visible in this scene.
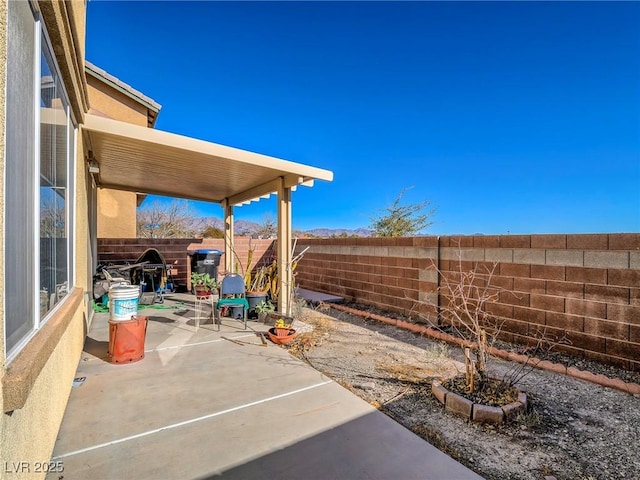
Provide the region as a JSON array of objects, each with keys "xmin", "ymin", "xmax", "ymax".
[{"xmin": 328, "ymin": 304, "xmax": 640, "ymax": 396}]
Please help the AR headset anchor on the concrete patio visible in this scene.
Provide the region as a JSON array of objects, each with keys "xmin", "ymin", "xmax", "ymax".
[{"xmin": 48, "ymin": 293, "xmax": 483, "ymax": 480}]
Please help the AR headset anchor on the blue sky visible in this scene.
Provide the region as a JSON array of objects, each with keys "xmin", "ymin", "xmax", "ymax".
[{"xmin": 86, "ymin": 1, "xmax": 640, "ymax": 235}]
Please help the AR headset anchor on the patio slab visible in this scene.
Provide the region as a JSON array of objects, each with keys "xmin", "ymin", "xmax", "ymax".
[
  {"xmin": 296, "ymin": 287, "xmax": 344, "ymax": 304},
  {"xmin": 48, "ymin": 294, "xmax": 483, "ymax": 479}
]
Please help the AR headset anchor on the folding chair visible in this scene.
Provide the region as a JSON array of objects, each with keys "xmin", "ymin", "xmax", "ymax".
[{"xmin": 215, "ymin": 273, "xmax": 249, "ymax": 330}]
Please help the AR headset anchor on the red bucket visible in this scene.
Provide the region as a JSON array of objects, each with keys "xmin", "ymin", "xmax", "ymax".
[{"xmin": 108, "ymin": 315, "xmax": 148, "ymax": 364}]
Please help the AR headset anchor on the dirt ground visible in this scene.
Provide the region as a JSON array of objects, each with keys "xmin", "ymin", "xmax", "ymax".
[{"xmin": 288, "ymin": 306, "xmax": 640, "ymax": 480}]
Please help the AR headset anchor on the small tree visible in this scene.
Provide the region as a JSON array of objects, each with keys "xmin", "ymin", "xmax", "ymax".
[
  {"xmin": 369, "ymin": 187, "xmax": 436, "ymax": 237},
  {"xmin": 420, "ymin": 252, "xmax": 564, "ymax": 394},
  {"xmin": 202, "ymin": 225, "xmax": 224, "ymax": 238},
  {"xmin": 40, "ymin": 195, "xmax": 66, "ymax": 238},
  {"xmin": 255, "ymin": 214, "xmax": 276, "ymax": 239},
  {"xmin": 439, "ymin": 259, "xmax": 500, "ymax": 386},
  {"xmin": 137, "ymin": 199, "xmax": 203, "ymax": 238},
  {"xmin": 419, "ymin": 247, "xmax": 503, "ymax": 392}
]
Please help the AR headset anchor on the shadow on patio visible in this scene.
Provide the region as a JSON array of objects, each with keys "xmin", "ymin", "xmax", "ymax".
[{"xmin": 48, "ymin": 294, "xmax": 482, "ymax": 480}]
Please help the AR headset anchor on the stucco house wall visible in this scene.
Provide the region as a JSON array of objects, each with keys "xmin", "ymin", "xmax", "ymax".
[
  {"xmin": 1, "ymin": 2, "xmax": 117, "ymax": 477},
  {"xmin": 96, "ymin": 189, "xmax": 138, "ymax": 238},
  {"xmin": 0, "ymin": 1, "xmax": 90, "ymax": 475},
  {"xmin": 86, "ymin": 75, "xmax": 150, "ymax": 127},
  {"xmin": 86, "ymin": 64, "xmax": 160, "ymax": 239}
]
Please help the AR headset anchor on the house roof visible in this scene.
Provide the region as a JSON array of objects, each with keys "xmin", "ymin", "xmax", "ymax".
[
  {"xmin": 85, "ymin": 61, "xmax": 161, "ymax": 127},
  {"xmin": 82, "ymin": 113, "xmax": 333, "ymax": 206}
]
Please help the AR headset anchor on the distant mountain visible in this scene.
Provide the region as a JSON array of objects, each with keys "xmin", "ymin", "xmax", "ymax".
[
  {"xmin": 200, "ymin": 217, "xmax": 262, "ymax": 235},
  {"xmin": 304, "ymin": 228, "xmax": 372, "ymax": 238},
  {"xmin": 200, "ymin": 216, "xmax": 371, "ymax": 238}
]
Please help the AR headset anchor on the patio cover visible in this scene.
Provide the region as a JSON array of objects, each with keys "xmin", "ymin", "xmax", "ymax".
[
  {"xmin": 82, "ymin": 113, "xmax": 333, "ymax": 313},
  {"xmin": 82, "ymin": 114, "xmax": 333, "ymax": 204}
]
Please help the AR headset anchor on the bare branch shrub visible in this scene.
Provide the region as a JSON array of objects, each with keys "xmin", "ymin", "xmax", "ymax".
[
  {"xmin": 254, "ymin": 213, "xmax": 277, "ymax": 239},
  {"xmin": 418, "ymin": 245, "xmax": 563, "ymax": 392},
  {"xmin": 417, "ymin": 246, "xmax": 507, "ymax": 392},
  {"xmin": 137, "ymin": 199, "xmax": 204, "ymax": 238},
  {"xmin": 40, "ymin": 194, "xmax": 66, "ymax": 238},
  {"xmin": 501, "ymin": 326, "xmax": 570, "ymax": 388}
]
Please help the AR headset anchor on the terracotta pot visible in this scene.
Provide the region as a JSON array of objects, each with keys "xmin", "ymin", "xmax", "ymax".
[
  {"xmin": 275, "ymin": 326, "xmax": 293, "ymax": 337},
  {"xmin": 194, "ymin": 285, "xmax": 212, "ymax": 298},
  {"xmin": 268, "ymin": 327, "xmax": 297, "ymax": 345}
]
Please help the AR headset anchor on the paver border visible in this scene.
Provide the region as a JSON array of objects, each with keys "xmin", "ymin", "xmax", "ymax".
[{"xmin": 329, "ymin": 304, "xmax": 640, "ymax": 395}]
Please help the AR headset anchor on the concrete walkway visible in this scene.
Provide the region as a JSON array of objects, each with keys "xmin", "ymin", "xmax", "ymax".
[
  {"xmin": 49, "ymin": 294, "xmax": 483, "ymax": 480},
  {"xmin": 295, "ymin": 287, "xmax": 344, "ymax": 305}
]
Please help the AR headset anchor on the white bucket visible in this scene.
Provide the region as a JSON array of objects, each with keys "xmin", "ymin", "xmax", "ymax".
[{"xmin": 109, "ymin": 285, "xmax": 139, "ymax": 321}]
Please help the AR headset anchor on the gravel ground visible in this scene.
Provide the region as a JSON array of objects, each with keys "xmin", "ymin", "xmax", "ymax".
[{"xmin": 290, "ymin": 306, "xmax": 640, "ymax": 480}]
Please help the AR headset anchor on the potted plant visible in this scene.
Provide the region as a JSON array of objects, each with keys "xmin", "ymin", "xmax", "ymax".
[
  {"xmin": 245, "ymin": 264, "xmax": 275, "ymax": 318},
  {"xmin": 254, "ymin": 299, "xmax": 275, "ymax": 323},
  {"xmin": 268, "ymin": 318, "xmax": 297, "ymax": 345},
  {"xmin": 190, "ymin": 272, "xmax": 219, "ymax": 298},
  {"xmin": 274, "ymin": 318, "xmax": 293, "ymax": 337}
]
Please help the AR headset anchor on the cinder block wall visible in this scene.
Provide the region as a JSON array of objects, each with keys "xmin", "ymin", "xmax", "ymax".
[
  {"xmin": 295, "ymin": 234, "xmax": 640, "ymax": 370},
  {"xmin": 97, "ymin": 238, "xmax": 275, "ymax": 287},
  {"xmin": 295, "ymin": 236, "xmax": 434, "ymax": 315},
  {"xmin": 98, "ymin": 238, "xmax": 196, "ymax": 286},
  {"xmin": 194, "ymin": 238, "xmax": 275, "ymax": 274}
]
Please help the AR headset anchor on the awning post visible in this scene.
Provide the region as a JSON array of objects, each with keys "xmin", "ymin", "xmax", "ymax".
[
  {"xmin": 223, "ymin": 200, "xmax": 234, "ymax": 275},
  {"xmin": 277, "ymin": 178, "xmax": 292, "ymax": 316}
]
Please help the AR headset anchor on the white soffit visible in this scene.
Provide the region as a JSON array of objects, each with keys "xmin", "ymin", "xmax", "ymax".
[{"xmin": 82, "ymin": 114, "xmax": 333, "ymax": 206}]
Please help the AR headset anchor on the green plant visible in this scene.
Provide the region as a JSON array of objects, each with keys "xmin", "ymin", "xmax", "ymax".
[
  {"xmin": 516, "ymin": 409, "xmax": 542, "ymax": 429},
  {"xmin": 227, "ymin": 238, "xmax": 270, "ymax": 293},
  {"xmin": 254, "ymin": 300, "xmax": 275, "ymax": 314},
  {"xmin": 424, "ymin": 342, "xmax": 451, "ymax": 362},
  {"xmin": 274, "ymin": 318, "xmax": 291, "ymax": 329},
  {"xmin": 292, "ymin": 296, "xmax": 307, "ymax": 321},
  {"xmin": 190, "ymin": 272, "xmax": 219, "ymax": 291},
  {"xmin": 230, "ymin": 238, "xmax": 308, "ymax": 315}
]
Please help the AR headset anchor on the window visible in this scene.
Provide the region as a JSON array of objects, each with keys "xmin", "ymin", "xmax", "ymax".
[
  {"xmin": 39, "ymin": 31, "xmax": 73, "ymax": 318},
  {"xmin": 5, "ymin": 2, "xmax": 76, "ymax": 360}
]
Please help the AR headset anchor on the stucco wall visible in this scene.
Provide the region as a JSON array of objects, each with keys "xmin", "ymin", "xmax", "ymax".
[
  {"xmin": 1, "ymin": 2, "xmax": 90, "ymax": 478},
  {"xmin": 86, "ymin": 77, "xmax": 149, "ymax": 127},
  {"xmin": 87, "ymin": 73, "xmax": 152, "ymax": 239},
  {"xmin": 97, "ymin": 189, "xmax": 138, "ymax": 238},
  {"xmin": 1, "ymin": 304, "xmax": 85, "ymax": 479}
]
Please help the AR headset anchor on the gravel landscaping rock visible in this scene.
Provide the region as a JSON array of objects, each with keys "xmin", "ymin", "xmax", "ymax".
[{"xmin": 291, "ymin": 306, "xmax": 640, "ymax": 480}]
